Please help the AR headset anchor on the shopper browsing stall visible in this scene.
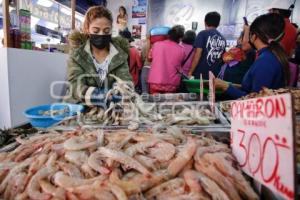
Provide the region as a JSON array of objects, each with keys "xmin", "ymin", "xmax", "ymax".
[
  {"xmin": 268, "ymin": 0, "xmax": 297, "ymax": 57},
  {"xmin": 181, "ymin": 30, "xmax": 196, "ymax": 75},
  {"xmin": 65, "ymin": 6, "xmax": 131, "ymax": 106},
  {"xmin": 218, "ymin": 29, "xmax": 255, "ymax": 84},
  {"xmin": 188, "ymin": 12, "xmax": 226, "ymax": 79},
  {"xmin": 148, "ymin": 25, "xmax": 186, "ymax": 94},
  {"xmin": 120, "ymin": 30, "xmax": 143, "ymax": 92},
  {"xmin": 215, "ymin": 13, "xmax": 290, "ymax": 99}
]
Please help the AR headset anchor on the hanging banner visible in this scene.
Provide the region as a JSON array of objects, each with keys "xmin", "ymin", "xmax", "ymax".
[
  {"xmin": 19, "ymin": 0, "xmax": 82, "ymax": 30},
  {"xmin": 230, "ymin": 93, "xmax": 296, "ymax": 200}
]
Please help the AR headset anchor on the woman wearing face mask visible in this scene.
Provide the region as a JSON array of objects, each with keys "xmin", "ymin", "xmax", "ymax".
[
  {"xmin": 215, "ymin": 13, "xmax": 290, "ymax": 99},
  {"xmin": 65, "ymin": 6, "xmax": 131, "ymax": 106}
]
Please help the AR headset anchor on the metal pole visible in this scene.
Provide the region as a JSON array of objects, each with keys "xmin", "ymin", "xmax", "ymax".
[
  {"xmin": 71, "ymin": 0, "xmax": 76, "ymax": 30},
  {"xmin": 2, "ymin": 0, "xmax": 11, "ymax": 47}
]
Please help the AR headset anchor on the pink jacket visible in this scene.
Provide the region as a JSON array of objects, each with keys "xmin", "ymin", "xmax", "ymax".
[
  {"xmin": 181, "ymin": 43, "xmax": 195, "ymax": 75},
  {"xmin": 148, "ymin": 40, "xmax": 185, "ymax": 86}
]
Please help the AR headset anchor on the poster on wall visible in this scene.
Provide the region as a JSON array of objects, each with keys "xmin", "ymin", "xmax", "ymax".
[
  {"xmin": 132, "ymin": 0, "xmax": 147, "ymax": 18},
  {"xmin": 132, "ymin": 25, "xmax": 142, "ymax": 39}
]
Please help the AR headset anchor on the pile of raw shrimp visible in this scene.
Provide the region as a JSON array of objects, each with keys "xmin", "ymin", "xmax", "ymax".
[{"xmin": 0, "ymin": 127, "xmax": 258, "ymax": 200}]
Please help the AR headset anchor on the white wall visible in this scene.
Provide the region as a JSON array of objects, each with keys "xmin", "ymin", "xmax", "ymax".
[
  {"xmin": 0, "ymin": 48, "xmax": 68, "ymax": 128},
  {"xmin": 0, "ymin": 48, "xmax": 12, "ymax": 129}
]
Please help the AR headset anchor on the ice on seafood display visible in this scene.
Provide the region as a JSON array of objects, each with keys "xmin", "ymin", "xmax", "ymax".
[{"xmin": 0, "ymin": 128, "xmax": 258, "ymax": 200}]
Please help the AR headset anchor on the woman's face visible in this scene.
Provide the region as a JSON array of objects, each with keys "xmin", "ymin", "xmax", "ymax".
[
  {"xmin": 88, "ymin": 17, "xmax": 112, "ymax": 35},
  {"xmin": 119, "ymin": 8, "xmax": 125, "ymax": 15}
]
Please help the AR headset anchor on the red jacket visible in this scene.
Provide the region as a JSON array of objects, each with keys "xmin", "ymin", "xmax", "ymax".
[
  {"xmin": 129, "ymin": 47, "xmax": 143, "ymax": 86},
  {"xmin": 281, "ymin": 19, "xmax": 297, "ymax": 57}
]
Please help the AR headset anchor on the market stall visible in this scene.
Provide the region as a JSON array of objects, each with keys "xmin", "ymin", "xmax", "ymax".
[{"xmin": 0, "ymin": 0, "xmax": 299, "ymax": 200}]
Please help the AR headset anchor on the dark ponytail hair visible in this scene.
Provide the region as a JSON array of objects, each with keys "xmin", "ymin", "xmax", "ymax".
[
  {"xmin": 168, "ymin": 25, "xmax": 185, "ymax": 43},
  {"xmin": 250, "ymin": 13, "xmax": 290, "ymax": 86}
]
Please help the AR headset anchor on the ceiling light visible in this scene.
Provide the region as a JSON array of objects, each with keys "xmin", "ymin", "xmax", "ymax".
[{"xmin": 37, "ymin": 0, "xmax": 53, "ymax": 8}]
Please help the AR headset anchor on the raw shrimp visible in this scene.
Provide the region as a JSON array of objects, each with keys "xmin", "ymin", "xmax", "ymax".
[
  {"xmin": 7, "ymin": 172, "xmax": 27, "ymax": 200},
  {"xmin": 194, "ymin": 144, "xmax": 231, "ymax": 161},
  {"xmin": 109, "ymin": 170, "xmax": 141, "ymax": 195},
  {"xmin": 134, "ymin": 155, "xmax": 157, "ymax": 171},
  {"xmin": 0, "ymin": 162, "xmax": 16, "ymax": 170},
  {"xmin": 0, "ymin": 157, "xmax": 33, "ymax": 193},
  {"xmin": 81, "ymin": 163, "xmax": 98, "ymax": 178},
  {"xmin": 28, "ymin": 153, "xmax": 49, "ymax": 174},
  {"xmin": 88, "ymin": 151, "xmax": 111, "ymax": 174},
  {"xmin": 159, "ymin": 192, "xmax": 210, "ymax": 200},
  {"xmin": 51, "ymin": 144, "xmax": 65, "ymax": 156},
  {"xmin": 64, "ymin": 150, "xmax": 88, "ymax": 166},
  {"xmin": 98, "ymin": 147, "xmax": 151, "ymax": 177},
  {"xmin": 145, "ymin": 178, "xmax": 185, "ymax": 200},
  {"xmin": 63, "ymin": 136, "xmax": 97, "ymax": 150},
  {"xmin": 14, "ymin": 141, "xmax": 49, "ymax": 162},
  {"xmin": 94, "ymin": 189, "xmax": 117, "ymax": 200},
  {"xmin": 184, "ymin": 170, "xmax": 230, "ymax": 200},
  {"xmin": 46, "ymin": 153, "xmax": 58, "ymax": 168},
  {"xmin": 202, "ymin": 153, "xmax": 259, "ymax": 200},
  {"xmin": 27, "ymin": 167, "xmax": 57, "ymax": 200},
  {"xmin": 40, "ymin": 179, "xmax": 66, "ymax": 200},
  {"xmin": 53, "ymin": 171, "xmax": 106, "ymax": 189},
  {"xmin": 195, "ymin": 160, "xmax": 242, "ymax": 200},
  {"xmin": 56, "ymin": 161, "xmax": 83, "ymax": 178},
  {"xmin": 167, "ymin": 137, "xmax": 197, "ymax": 177},
  {"xmin": 167, "ymin": 126, "xmax": 187, "ymax": 143},
  {"xmin": 109, "ymin": 183, "xmax": 128, "ymax": 200},
  {"xmin": 97, "ymin": 129, "xmax": 105, "ymax": 147},
  {"xmin": 147, "ymin": 142, "xmax": 175, "ymax": 162},
  {"xmin": 129, "ymin": 170, "xmax": 169, "ymax": 192},
  {"xmin": 125, "ymin": 140, "xmax": 159, "ymax": 157}
]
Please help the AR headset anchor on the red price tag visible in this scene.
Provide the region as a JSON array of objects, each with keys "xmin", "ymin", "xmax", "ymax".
[
  {"xmin": 230, "ymin": 94, "xmax": 296, "ymax": 200},
  {"xmin": 209, "ymin": 71, "xmax": 215, "ymax": 112}
]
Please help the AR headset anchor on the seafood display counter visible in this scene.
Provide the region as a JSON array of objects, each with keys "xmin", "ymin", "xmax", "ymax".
[
  {"xmin": 49, "ymin": 102, "xmax": 230, "ymax": 133},
  {"xmin": 0, "ymin": 128, "xmax": 258, "ymax": 200}
]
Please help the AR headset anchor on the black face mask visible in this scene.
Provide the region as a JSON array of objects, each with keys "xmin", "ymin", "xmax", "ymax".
[{"xmin": 90, "ymin": 34, "xmax": 111, "ymax": 49}]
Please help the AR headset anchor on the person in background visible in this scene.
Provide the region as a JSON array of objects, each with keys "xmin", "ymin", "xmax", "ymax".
[
  {"xmin": 290, "ymin": 24, "xmax": 300, "ymax": 65},
  {"xmin": 268, "ymin": 0, "xmax": 297, "ymax": 57},
  {"xmin": 65, "ymin": 6, "xmax": 131, "ymax": 106},
  {"xmin": 218, "ymin": 29, "xmax": 255, "ymax": 84},
  {"xmin": 215, "ymin": 13, "xmax": 290, "ymax": 99},
  {"xmin": 181, "ymin": 30, "xmax": 196, "ymax": 75},
  {"xmin": 117, "ymin": 6, "xmax": 128, "ymax": 34},
  {"xmin": 120, "ymin": 30, "xmax": 143, "ymax": 93},
  {"xmin": 188, "ymin": 11, "xmax": 226, "ymax": 79},
  {"xmin": 140, "ymin": 34, "xmax": 152, "ymax": 94},
  {"xmin": 148, "ymin": 25, "xmax": 186, "ymax": 94}
]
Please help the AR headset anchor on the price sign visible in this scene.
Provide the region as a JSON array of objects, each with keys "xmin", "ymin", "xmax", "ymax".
[
  {"xmin": 209, "ymin": 71, "xmax": 215, "ymax": 112},
  {"xmin": 230, "ymin": 94, "xmax": 296, "ymax": 200},
  {"xmin": 200, "ymin": 74, "xmax": 203, "ymax": 101}
]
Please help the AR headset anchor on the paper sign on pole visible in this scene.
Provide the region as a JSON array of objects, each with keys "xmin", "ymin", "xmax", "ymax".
[
  {"xmin": 209, "ymin": 71, "xmax": 215, "ymax": 112},
  {"xmin": 200, "ymin": 74, "xmax": 203, "ymax": 101},
  {"xmin": 230, "ymin": 93, "xmax": 296, "ymax": 200}
]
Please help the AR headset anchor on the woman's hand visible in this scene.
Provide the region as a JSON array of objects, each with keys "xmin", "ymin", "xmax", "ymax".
[{"xmin": 215, "ymin": 78, "xmax": 229, "ymax": 91}]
